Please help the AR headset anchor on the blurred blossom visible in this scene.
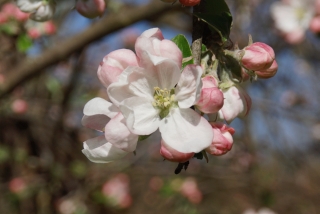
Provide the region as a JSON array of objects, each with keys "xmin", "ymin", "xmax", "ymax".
[
  {"xmin": 11, "ymin": 99, "xmax": 28, "ymax": 114},
  {"xmin": 243, "ymin": 208, "xmax": 277, "ymax": 214},
  {"xmin": 57, "ymin": 198, "xmax": 77, "ymax": 214},
  {"xmin": 9, "ymin": 177, "xmax": 27, "ymax": 194},
  {"xmin": 179, "ymin": 177, "xmax": 202, "ymax": 204},
  {"xmin": 102, "ymin": 174, "xmax": 132, "ymax": 208},
  {"xmin": 149, "ymin": 176, "xmax": 164, "ymax": 191},
  {"xmin": 312, "ymin": 123, "xmax": 320, "ymax": 140},
  {"xmin": 310, "ymin": 15, "xmax": 320, "ymax": 33},
  {"xmin": 270, "ymin": 0, "xmax": 315, "ymax": 44},
  {"xmin": 25, "ymin": 20, "xmax": 57, "ymax": 38}
]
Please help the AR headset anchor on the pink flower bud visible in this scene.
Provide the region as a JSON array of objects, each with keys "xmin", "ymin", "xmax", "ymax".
[
  {"xmin": 11, "ymin": 99, "xmax": 28, "ymax": 114},
  {"xmin": 255, "ymin": 60, "xmax": 278, "ymax": 79},
  {"xmin": 179, "ymin": 0, "xmax": 201, "ymax": 7},
  {"xmin": 76, "ymin": 0, "xmax": 106, "ymax": 19},
  {"xmin": 97, "ymin": 49, "xmax": 138, "ymax": 88},
  {"xmin": 9, "ymin": 177, "xmax": 27, "ymax": 194},
  {"xmin": 283, "ymin": 29, "xmax": 305, "ymax": 44},
  {"xmin": 205, "ymin": 123, "xmax": 235, "ymax": 156},
  {"xmin": 160, "ymin": 139, "xmax": 194, "ymax": 163},
  {"xmin": 196, "ymin": 76, "xmax": 224, "ymax": 114},
  {"xmin": 44, "ymin": 21, "xmax": 56, "ymax": 35},
  {"xmin": 28, "ymin": 28, "xmax": 41, "ymax": 39},
  {"xmin": 310, "ymin": 16, "xmax": 320, "ymax": 34},
  {"xmin": 218, "ymin": 85, "xmax": 252, "ymax": 123},
  {"xmin": 242, "ymin": 42, "xmax": 275, "ymax": 71},
  {"xmin": 0, "ymin": 13, "xmax": 7, "ymax": 24},
  {"xmin": 180, "ymin": 177, "xmax": 202, "ymax": 204}
]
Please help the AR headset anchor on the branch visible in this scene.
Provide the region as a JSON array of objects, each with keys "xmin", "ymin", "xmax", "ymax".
[{"xmin": 0, "ymin": 0, "xmax": 176, "ymax": 99}]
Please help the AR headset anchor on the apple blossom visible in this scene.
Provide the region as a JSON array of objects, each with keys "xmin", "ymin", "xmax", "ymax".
[
  {"xmin": 241, "ymin": 42, "xmax": 275, "ymax": 71},
  {"xmin": 217, "ymin": 85, "xmax": 252, "ymax": 124},
  {"xmin": 270, "ymin": 0, "xmax": 315, "ymax": 44},
  {"xmin": 81, "ymin": 97, "xmax": 138, "ymax": 163},
  {"xmin": 107, "ymin": 28, "xmax": 213, "ymax": 153},
  {"xmin": 108, "ymin": 61, "xmax": 213, "ymax": 153},
  {"xmin": 205, "ymin": 123, "xmax": 235, "ymax": 156},
  {"xmin": 255, "ymin": 60, "xmax": 278, "ymax": 79},
  {"xmin": 160, "ymin": 139, "xmax": 194, "ymax": 162},
  {"xmin": 76, "ymin": 0, "xmax": 106, "ymax": 19},
  {"xmin": 1, "ymin": 3, "xmax": 29, "ymax": 21},
  {"xmin": 15, "ymin": 0, "xmax": 55, "ymax": 21},
  {"xmin": 195, "ymin": 75, "xmax": 224, "ymax": 114}
]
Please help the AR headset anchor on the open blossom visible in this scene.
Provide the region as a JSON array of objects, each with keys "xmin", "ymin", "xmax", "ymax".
[
  {"xmin": 205, "ymin": 123, "xmax": 235, "ymax": 156},
  {"xmin": 270, "ymin": 0, "xmax": 315, "ymax": 44},
  {"xmin": 160, "ymin": 139, "xmax": 194, "ymax": 162},
  {"xmin": 107, "ymin": 28, "xmax": 213, "ymax": 153},
  {"xmin": 241, "ymin": 42, "xmax": 275, "ymax": 71},
  {"xmin": 217, "ymin": 85, "xmax": 252, "ymax": 124},
  {"xmin": 310, "ymin": 15, "xmax": 320, "ymax": 33},
  {"xmin": 81, "ymin": 98, "xmax": 138, "ymax": 163},
  {"xmin": 76, "ymin": 0, "xmax": 106, "ymax": 18},
  {"xmin": 195, "ymin": 75, "xmax": 224, "ymax": 114}
]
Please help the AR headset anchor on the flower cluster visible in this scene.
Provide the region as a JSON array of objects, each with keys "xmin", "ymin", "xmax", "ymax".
[
  {"xmin": 0, "ymin": 3, "xmax": 56, "ymax": 45},
  {"xmin": 270, "ymin": 0, "xmax": 320, "ymax": 44},
  {"xmin": 14, "ymin": 0, "xmax": 107, "ymax": 21},
  {"xmin": 81, "ymin": 28, "xmax": 277, "ymax": 169}
]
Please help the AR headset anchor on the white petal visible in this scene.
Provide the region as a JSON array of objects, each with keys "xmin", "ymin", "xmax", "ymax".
[
  {"xmin": 81, "ymin": 115, "xmax": 109, "ymax": 131},
  {"xmin": 105, "ymin": 113, "xmax": 138, "ymax": 152},
  {"xmin": 108, "ymin": 67, "xmax": 155, "ymax": 107},
  {"xmin": 140, "ymin": 51, "xmax": 181, "ymax": 89},
  {"xmin": 120, "ymin": 97, "xmax": 160, "ymax": 135},
  {"xmin": 83, "ymin": 98, "xmax": 118, "ymax": 118},
  {"xmin": 175, "ymin": 65, "xmax": 203, "ymax": 108},
  {"xmin": 82, "ymin": 136, "xmax": 128, "ymax": 163},
  {"xmin": 159, "ymin": 108, "xmax": 213, "ymax": 153}
]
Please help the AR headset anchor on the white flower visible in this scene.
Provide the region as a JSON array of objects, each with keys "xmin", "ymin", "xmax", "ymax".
[
  {"xmin": 270, "ymin": 0, "xmax": 315, "ymax": 43},
  {"xmin": 81, "ymin": 98, "xmax": 138, "ymax": 163},
  {"xmin": 108, "ymin": 53, "xmax": 213, "ymax": 153},
  {"xmin": 15, "ymin": 0, "xmax": 55, "ymax": 21}
]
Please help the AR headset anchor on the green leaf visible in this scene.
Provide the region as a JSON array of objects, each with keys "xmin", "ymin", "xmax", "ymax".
[
  {"xmin": 194, "ymin": 0, "xmax": 233, "ymax": 44},
  {"xmin": 171, "ymin": 34, "xmax": 193, "ymax": 68},
  {"xmin": 16, "ymin": 34, "xmax": 33, "ymax": 52}
]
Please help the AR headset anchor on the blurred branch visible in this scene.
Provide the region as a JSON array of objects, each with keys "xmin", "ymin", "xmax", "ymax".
[{"xmin": 0, "ymin": 0, "xmax": 177, "ymax": 99}]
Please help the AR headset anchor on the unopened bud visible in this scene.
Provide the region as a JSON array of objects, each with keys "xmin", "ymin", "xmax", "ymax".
[
  {"xmin": 255, "ymin": 60, "xmax": 278, "ymax": 79},
  {"xmin": 179, "ymin": 0, "xmax": 201, "ymax": 7},
  {"xmin": 160, "ymin": 139, "xmax": 194, "ymax": 162}
]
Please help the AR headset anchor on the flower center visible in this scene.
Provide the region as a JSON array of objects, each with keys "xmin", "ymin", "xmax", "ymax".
[{"xmin": 152, "ymin": 87, "xmax": 176, "ymax": 119}]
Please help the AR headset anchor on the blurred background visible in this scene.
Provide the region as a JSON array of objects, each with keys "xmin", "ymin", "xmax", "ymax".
[{"xmin": 0, "ymin": 0, "xmax": 320, "ymax": 213}]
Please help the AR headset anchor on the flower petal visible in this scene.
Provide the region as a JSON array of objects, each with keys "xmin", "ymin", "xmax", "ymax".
[
  {"xmin": 82, "ymin": 136, "xmax": 128, "ymax": 163},
  {"xmin": 108, "ymin": 66, "xmax": 155, "ymax": 106},
  {"xmin": 97, "ymin": 49, "xmax": 139, "ymax": 88},
  {"xmin": 139, "ymin": 51, "xmax": 181, "ymax": 89},
  {"xmin": 83, "ymin": 97, "xmax": 118, "ymax": 118},
  {"xmin": 140, "ymin": 28, "xmax": 164, "ymax": 40},
  {"xmin": 81, "ymin": 115, "xmax": 109, "ymax": 131},
  {"xmin": 159, "ymin": 108, "xmax": 213, "ymax": 153},
  {"xmin": 175, "ymin": 65, "xmax": 203, "ymax": 108},
  {"xmin": 120, "ymin": 97, "xmax": 160, "ymax": 135},
  {"xmin": 105, "ymin": 113, "xmax": 138, "ymax": 152}
]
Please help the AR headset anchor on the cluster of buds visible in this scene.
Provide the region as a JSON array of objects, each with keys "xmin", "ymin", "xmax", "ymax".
[
  {"xmin": 0, "ymin": 3, "xmax": 56, "ymax": 44},
  {"xmin": 270, "ymin": 0, "xmax": 320, "ymax": 44},
  {"xmin": 13, "ymin": 0, "xmax": 107, "ymax": 21},
  {"xmin": 81, "ymin": 28, "xmax": 277, "ymax": 172}
]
